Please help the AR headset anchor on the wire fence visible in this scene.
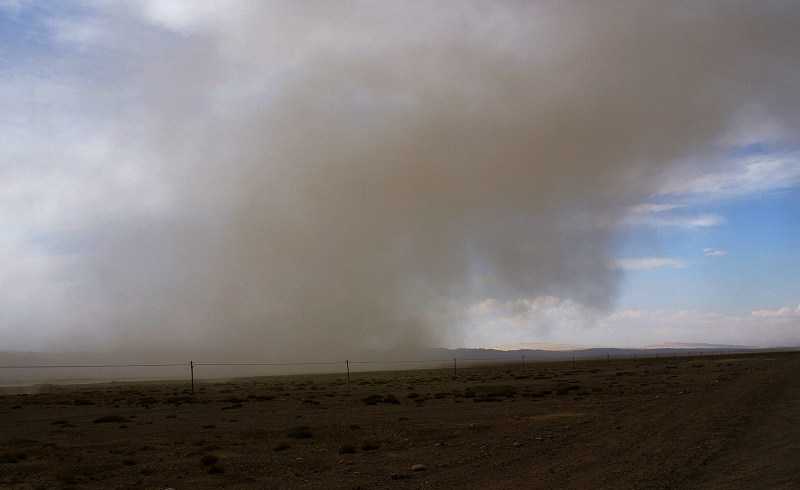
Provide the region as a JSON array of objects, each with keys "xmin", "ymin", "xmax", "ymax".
[{"xmin": 0, "ymin": 347, "xmax": 797, "ymax": 388}]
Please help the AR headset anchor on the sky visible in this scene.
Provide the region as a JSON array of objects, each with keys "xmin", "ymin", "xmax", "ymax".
[{"xmin": 1, "ymin": 1, "xmax": 799, "ymax": 358}]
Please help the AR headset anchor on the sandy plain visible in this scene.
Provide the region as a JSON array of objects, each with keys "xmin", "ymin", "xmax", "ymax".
[{"xmin": 0, "ymin": 352, "xmax": 798, "ymax": 489}]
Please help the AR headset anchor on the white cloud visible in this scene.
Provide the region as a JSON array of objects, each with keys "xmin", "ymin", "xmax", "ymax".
[
  {"xmin": 622, "ymin": 213, "xmax": 724, "ymax": 228},
  {"xmin": 132, "ymin": 0, "xmax": 243, "ymax": 34},
  {"xmin": 628, "ymin": 203, "xmax": 681, "ymax": 213},
  {"xmin": 703, "ymin": 248, "xmax": 726, "ymax": 256},
  {"xmin": 622, "ymin": 149, "xmax": 799, "ymax": 234},
  {"xmin": 751, "ymin": 307, "xmax": 794, "ymax": 318},
  {"xmin": 469, "ymin": 298, "xmax": 500, "ymax": 315},
  {"xmin": 658, "ymin": 151, "xmax": 800, "ymax": 200},
  {"xmin": 615, "ymin": 258, "xmax": 683, "ymax": 270},
  {"xmin": 449, "ymin": 297, "xmax": 800, "ymax": 349}
]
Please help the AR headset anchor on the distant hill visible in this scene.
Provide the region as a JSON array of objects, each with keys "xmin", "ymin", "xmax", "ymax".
[
  {"xmin": 1, "ymin": 343, "xmax": 795, "ymax": 386},
  {"xmin": 643, "ymin": 342, "xmax": 755, "ymax": 349}
]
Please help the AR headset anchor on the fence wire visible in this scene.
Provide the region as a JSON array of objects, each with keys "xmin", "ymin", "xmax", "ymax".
[{"xmin": 0, "ymin": 348, "xmax": 796, "ymax": 386}]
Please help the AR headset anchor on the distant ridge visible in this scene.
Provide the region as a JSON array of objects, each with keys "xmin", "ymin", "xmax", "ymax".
[
  {"xmin": 486, "ymin": 341, "xmax": 758, "ymax": 351},
  {"xmin": 491, "ymin": 342, "xmax": 587, "ymax": 352},
  {"xmin": 2, "ymin": 344, "xmax": 794, "ymax": 386},
  {"xmin": 643, "ymin": 342, "xmax": 755, "ymax": 350}
]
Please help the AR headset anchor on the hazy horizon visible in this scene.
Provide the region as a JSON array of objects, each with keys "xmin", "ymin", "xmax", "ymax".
[
  {"xmin": 3, "ymin": 343, "xmax": 791, "ymax": 388},
  {"xmin": 1, "ymin": 2, "xmax": 799, "ymax": 358}
]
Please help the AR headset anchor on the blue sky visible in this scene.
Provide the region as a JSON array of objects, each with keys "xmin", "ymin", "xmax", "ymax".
[
  {"xmin": 1, "ymin": 1, "xmax": 799, "ymax": 355},
  {"xmin": 618, "ymin": 174, "xmax": 800, "ymax": 315}
]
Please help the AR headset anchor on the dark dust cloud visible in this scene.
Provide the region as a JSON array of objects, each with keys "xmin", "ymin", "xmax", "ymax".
[{"xmin": 28, "ymin": 2, "xmax": 800, "ymax": 359}]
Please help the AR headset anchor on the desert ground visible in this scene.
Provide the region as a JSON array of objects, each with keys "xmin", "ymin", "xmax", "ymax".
[{"xmin": 0, "ymin": 352, "xmax": 798, "ymax": 489}]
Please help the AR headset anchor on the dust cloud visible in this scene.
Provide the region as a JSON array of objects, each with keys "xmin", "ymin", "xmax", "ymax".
[{"xmin": 28, "ymin": 2, "xmax": 800, "ymax": 360}]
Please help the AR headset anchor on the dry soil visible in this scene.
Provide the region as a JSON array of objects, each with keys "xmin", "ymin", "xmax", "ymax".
[{"xmin": 1, "ymin": 352, "xmax": 798, "ymax": 489}]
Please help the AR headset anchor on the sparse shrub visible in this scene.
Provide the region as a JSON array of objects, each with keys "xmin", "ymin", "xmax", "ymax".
[
  {"xmin": 462, "ymin": 390, "xmax": 476, "ymax": 398},
  {"xmin": 362, "ymin": 394, "xmax": 384, "ymax": 405},
  {"xmin": 487, "ymin": 387, "xmax": 516, "ymax": 398},
  {"xmin": 361, "ymin": 440, "xmax": 380, "ymax": 451},
  {"xmin": 555, "ymin": 385, "xmax": 580, "ymax": 395},
  {"xmin": 56, "ymin": 473, "xmax": 79, "ymax": 485},
  {"xmin": 74, "ymin": 399, "xmax": 95, "ymax": 406},
  {"xmin": 222, "ymin": 396, "xmax": 246, "ymax": 404},
  {"xmin": 384, "ymin": 394, "xmax": 400, "ymax": 404},
  {"xmin": 207, "ymin": 464, "xmax": 224, "ymax": 474},
  {"xmin": 122, "ymin": 458, "xmax": 137, "ymax": 465},
  {"xmin": 407, "ymin": 392, "xmax": 420, "ymax": 399},
  {"xmin": 338, "ymin": 443, "xmax": 357, "ymax": 454},
  {"xmin": 51, "ymin": 420, "xmax": 70, "ymax": 425},
  {"xmin": 200, "ymin": 454, "xmax": 218, "ymax": 466},
  {"xmin": 287, "ymin": 425, "xmax": 313, "ymax": 439},
  {"xmin": 166, "ymin": 395, "xmax": 196, "ymax": 406},
  {"xmin": 348, "ymin": 424, "xmax": 361, "ymax": 430},
  {"xmin": 274, "ymin": 441, "xmax": 291, "ymax": 451},
  {"xmin": 0, "ymin": 452, "xmax": 26, "ymax": 464},
  {"xmin": 94, "ymin": 415, "xmax": 129, "ymax": 424}
]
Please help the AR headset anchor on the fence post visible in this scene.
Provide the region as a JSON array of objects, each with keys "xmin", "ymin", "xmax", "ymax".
[
  {"xmin": 572, "ymin": 356, "xmax": 575, "ymax": 369},
  {"xmin": 346, "ymin": 360, "xmax": 350, "ymax": 386},
  {"xmin": 190, "ymin": 361, "xmax": 194, "ymax": 394},
  {"xmin": 607, "ymin": 354, "xmax": 610, "ymax": 365},
  {"xmin": 522, "ymin": 355, "xmax": 525, "ymax": 372},
  {"xmin": 656, "ymin": 353, "xmax": 658, "ymax": 362},
  {"xmin": 453, "ymin": 358, "xmax": 457, "ymax": 379}
]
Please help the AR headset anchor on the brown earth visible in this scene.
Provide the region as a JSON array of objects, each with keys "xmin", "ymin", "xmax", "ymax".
[{"xmin": 0, "ymin": 352, "xmax": 798, "ymax": 489}]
